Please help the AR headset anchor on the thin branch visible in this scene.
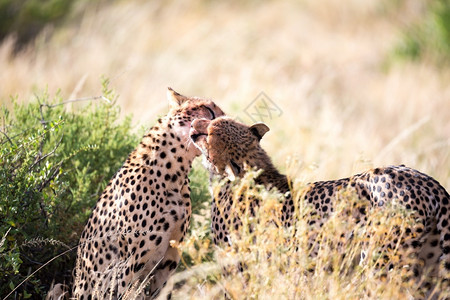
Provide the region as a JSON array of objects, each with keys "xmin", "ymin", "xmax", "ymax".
[
  {"xmin": 36, "ymin": 158, "xmax": 64, "ymax": 226},
  {"xmin": 0, "ymin": 129, "xmax": 14, "ymax": 146},
  {"xmin": 0, "ymin": 128, "xmax": 32, "ymax": 146},
  {"xmin": 41, "ymin": 95, "xmax": 111, "ymax": 109},
  {"xmin": 20, "ymin": 253, "xmax": 44, "ymax": 266},
  {"xmin": 1, "ymin": 94, "xmax": 108, "ymax": 147},
  {"xmin": 0, "ymin": 115, "xmax": 14, "ymax": 146},
  {"xmin": 38, "ymin": 161, "xmax": 63, "ymax": 193},
  {"xmin": 3, "ymin": 244, "xmax": 79, "ymax": 300},
  {"xmin": 37, "ymin": 94, "xmax": 111, "ymax": 127},
  {"xmin": 38, "ymin": 99, "xmax": 46, "ymax": 156},
  {"xmin": 0, "ymin": 228, "xmax": 11, "ymax": 250},
  {"xmin": 29, "ymin": 134, "xmax": 64, "ymax": 171}
]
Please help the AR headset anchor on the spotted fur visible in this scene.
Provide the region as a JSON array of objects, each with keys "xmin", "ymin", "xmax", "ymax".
[
  {"xmin": 72, "ymin": 89, "xmax": 224, "ymax": 299},
  {"xmin": 190, "ymin": 116, "xmax": 450, "ymax": 288}
]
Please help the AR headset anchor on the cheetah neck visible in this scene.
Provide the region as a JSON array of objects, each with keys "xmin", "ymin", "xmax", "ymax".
[
  {"xmin": 256, "ymin": 167, "xmax": 289, "ymax": 194},
  {"xmin": 131, "ymin": 116, "xmax": 199, "ymax": 186},
  {"xmin": 248, "ymin": 148, "xmax": 289, "ymax": 194}
]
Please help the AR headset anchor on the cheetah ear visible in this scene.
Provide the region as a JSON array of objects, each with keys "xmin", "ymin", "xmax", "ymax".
[
  {"xmin": 167, "ymin": 87, "xmax": 188, "ymax": 109},
  {"xmin": 249, "ymin": 123, "xmax": 270, "ymax": 141}
]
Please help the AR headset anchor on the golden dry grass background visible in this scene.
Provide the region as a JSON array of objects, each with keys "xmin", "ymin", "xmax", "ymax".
[{"xmin": 1, "ymin": 0, "xmax": 449, "ymax": 187}]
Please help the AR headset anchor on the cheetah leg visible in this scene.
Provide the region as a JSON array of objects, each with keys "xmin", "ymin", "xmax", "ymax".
[
  {"xmin": 116, "ymin": 235, "xmax": 173, "ymax": 299},
  {"xmin": 147, "ymin": 246, "xmax": 180, "ymax": 299}
]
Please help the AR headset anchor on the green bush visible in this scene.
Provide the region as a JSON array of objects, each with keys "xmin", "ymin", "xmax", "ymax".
[
  {"xmin": 0, "ymin": 80, "xmax": 140, "ymax": 298},
  {"xmin": 394, "ymin": 0, "xmax": 450, "ymax": 64},
  {"xmin": 0, "ymin": 0, "xmax": 113, "ymax": 51},
  {"xmin": 0, "ymin": 0, "xmax": 73, "ymax": 51}
]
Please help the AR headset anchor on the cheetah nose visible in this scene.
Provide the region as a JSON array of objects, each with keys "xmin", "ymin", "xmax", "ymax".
[
  {"xmin": 189, "ymin": 126, "xmax": 206, "ymax": 143},
  {"xmin": 190, "ymin": 119, "xmax": 209, "ymax": 142},
  {"xmin": 190, "ymin": 128, "xmax": 204, "ymax": 142},
  {"xmin": 191, "ymin": 118, "xmax": 210, "ymax": 132}
]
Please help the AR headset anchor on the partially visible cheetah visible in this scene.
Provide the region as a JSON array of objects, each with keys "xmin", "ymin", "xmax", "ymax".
[
  {"xmin": 72, "ymin": 89, "xmax": 225, "ymax": 299},
  {"xmin": 189, "ymin": 116, "xmax": 450, "ymax": 286}
]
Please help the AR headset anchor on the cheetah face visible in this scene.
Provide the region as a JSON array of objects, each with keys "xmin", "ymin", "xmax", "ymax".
[
  {"xmin": 166, "ymin": 88, "xmax": 225, "ymax": 152},
  {"xmin": 190, "ymin": 116, "xmax": 269, "ymax": 179}
]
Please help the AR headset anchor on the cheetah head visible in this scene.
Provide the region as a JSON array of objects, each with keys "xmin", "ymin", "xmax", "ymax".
[
  {"xmin": 189, "ymin": 116, "xmax": 269, "ymax": 179},
  {"xmin": 166, "ymin": 88, "xmax": 225, "ymax": 153}
]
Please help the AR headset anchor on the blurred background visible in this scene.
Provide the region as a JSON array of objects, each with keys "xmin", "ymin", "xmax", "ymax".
[
  {"xmin": 1, "ymin": 0, "xmax": 449, "ymax": 184},
  {"xmin": 1, "ymin": 1, "xmax": 450, "ymax": 297}
]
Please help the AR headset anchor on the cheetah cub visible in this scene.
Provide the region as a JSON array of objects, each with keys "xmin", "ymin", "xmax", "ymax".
[
  {"xmin": 72, "ymin": 89, "xmax": 224, "ymax": 299},
  {"xmin": 190, "ymin": 116, "xmax": 450, "ymax": 288}
]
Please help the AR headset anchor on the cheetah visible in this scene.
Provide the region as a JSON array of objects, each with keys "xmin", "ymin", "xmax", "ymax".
[
  {"xmin": 189, "ymin": 117, "xmax": 287, "ymax": 246},
  {"xmin": 189, "ymin": 116, "xmax": 450, "ymax": 286},
  {"xmin": 72, "ymin": 88, "xmax": 224, "ymax": 299}
]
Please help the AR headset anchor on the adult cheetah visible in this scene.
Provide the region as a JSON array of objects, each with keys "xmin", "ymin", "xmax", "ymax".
[
  {"xmin": 72, "ymin": 89, "xmax": 224, "ymax": 299},
  {"xmin": 189, "ymin": 116, "xmax": 450, "ymax": 286}
]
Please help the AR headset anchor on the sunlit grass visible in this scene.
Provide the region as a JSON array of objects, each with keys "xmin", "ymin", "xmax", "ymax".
[{"xmin": 170, "ymin": 172, "xmax": 448, "ymax": 299}]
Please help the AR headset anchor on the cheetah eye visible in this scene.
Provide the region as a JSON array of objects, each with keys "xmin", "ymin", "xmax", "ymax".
[
  {"xmin": 204, "ymin": 106, "xmax": 216, "ymax": 120},
  {"xmin": 230, "ymin": 160, "xmax": 241, "ymax": 175}
]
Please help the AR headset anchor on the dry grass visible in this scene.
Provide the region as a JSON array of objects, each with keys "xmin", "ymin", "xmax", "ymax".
[
  {"xmin": 170, "ymin": 173, "xmax": 449, "ymax": 299},
  {"xmin": 1, "ymin": 0, "xmax": 449, "ymax": 298}
]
